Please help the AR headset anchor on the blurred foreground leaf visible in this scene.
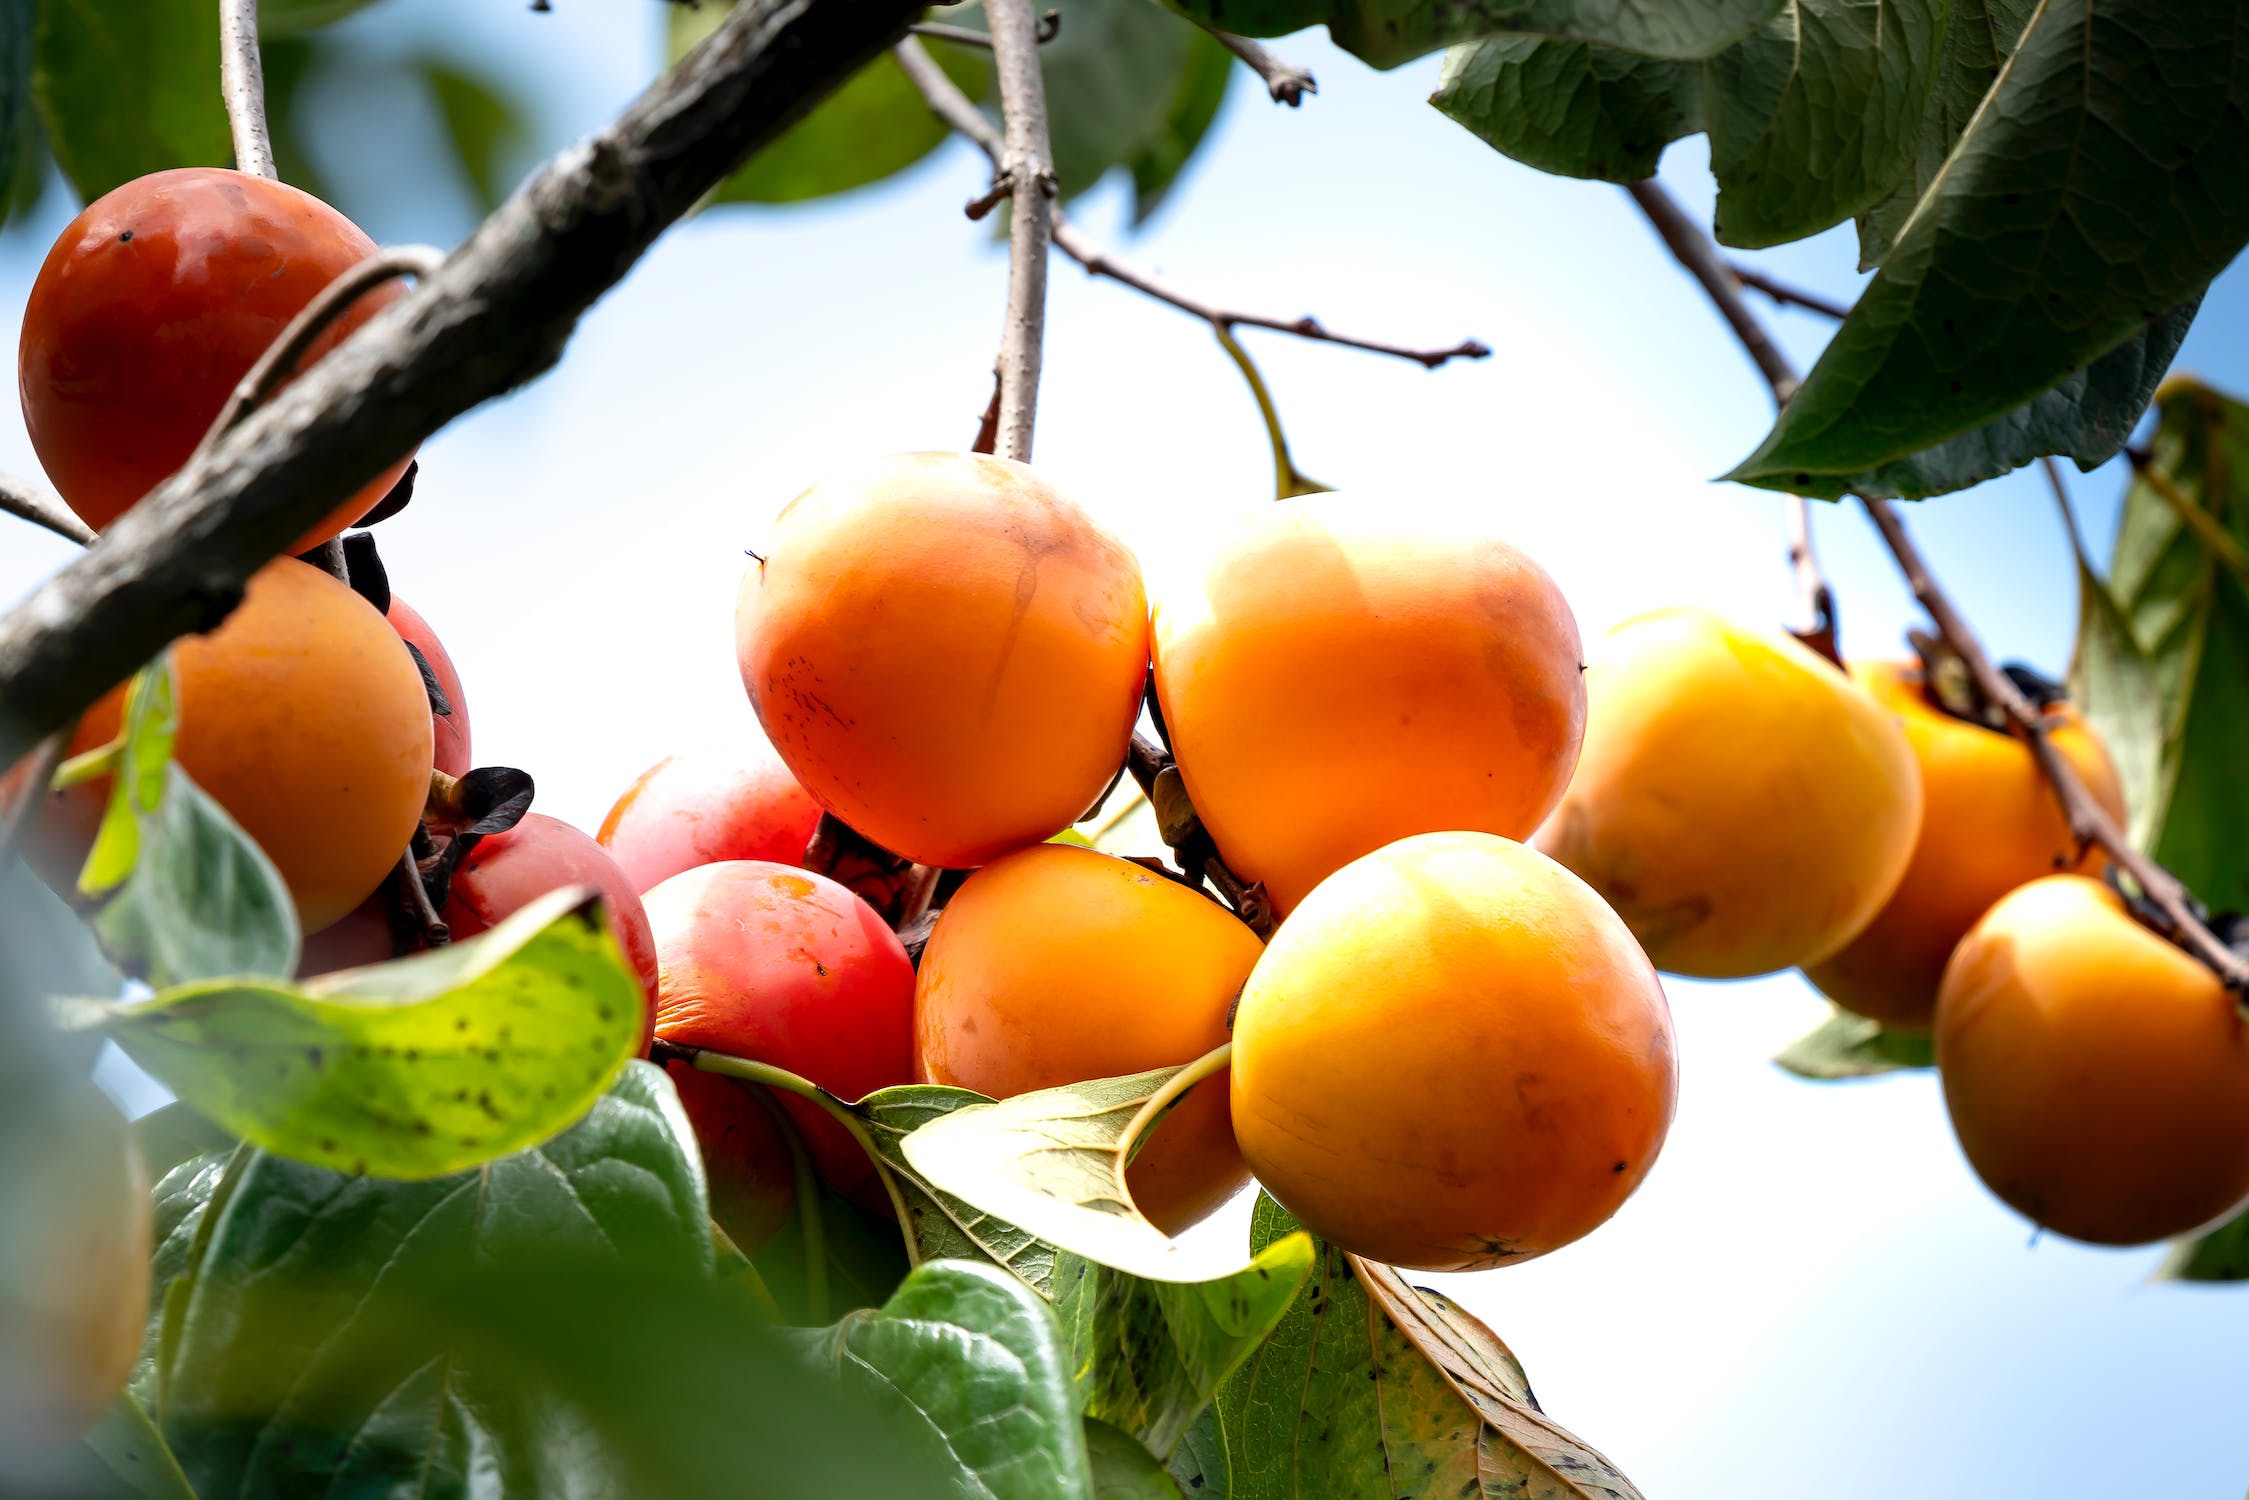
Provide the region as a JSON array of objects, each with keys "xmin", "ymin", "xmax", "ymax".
[
  {"xmin": 1161, "ymin": 0, "xmax": 1779, "ymax": 70},
  {"xmin": 1088, "ymin": 1416, "xmax": 1187, "ymax": 1497},
  {"xmin": 2162, "ymin": 1205, "xmax": 2249, "ymax": 1282},
  {"xmin": 1773, "ymin": 1006, "xmax": 1934, "ymax": 1080},
  {"xmin": 34, "ymin": 0, "xmax": 229, "ymax": 201}
]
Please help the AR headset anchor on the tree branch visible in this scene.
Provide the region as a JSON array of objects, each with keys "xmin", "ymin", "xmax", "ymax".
[
  {"xmin": 985, "ymin": 0, "xmax": 1057, "ymax": 463},
  {"xmin": 1727, "ymin": 262, "xmax": 1850, "ymax": 321},
  {"xmin": 0, "ymin": 473, "xmax": 94, "ymax": 547},
  {"xmin": 1213, "ymin": 33, "xmax": 1317, "ymax": 105},
  {"xmin": 0, "ymin": 0, "xmax": 928, "ymax": 767},
  {"xmin": 219, "ymin": 0, "xmax": 277, "ymax": 179},
  {"xmin": 894, "ymin": 38, "xmax": 1485, "ymax": 370},
  {"xmin": 1623, "ymin": 176, "xmax": 2249, "ymax": 990}
]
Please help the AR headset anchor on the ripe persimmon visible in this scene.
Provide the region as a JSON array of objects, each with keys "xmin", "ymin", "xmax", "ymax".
[
  {"xmin": 1805, "ymin": 661, "xmax": 2125, "ymax": 1027},
  {"xmin": 1231, "ymin": 832, "xmax": 1676, "ymax": 1271},
  {"xmin": 1151, "ymin": 495, "xmax": 1584, "ymax": 915},
  {"xmin": 1537, "ymin": 608, "xmax": 1920, "ymax": 978},
  {"xmin": 914, "ymin": 842, "xmax": 1262, "ymax": 1234},
  {"xmin": 1936, "ymin": 875, "xmax": 2249, "ymax": 1245},
  {"xmin": 598, "ymin": 738, "xmax": 822, "ymax": 895},
  {"xmin": 646, "ymin": 860, "xmax": 916, "ymax": 1202},
  {"xmin": 735, "ymin": 453, "xmax": 1148, "ymax": 868},
  {"xmin": 28, "ymin": 558, "xmax": 431, "ymax": 934},
  {"xmin": 0, "ymin": 1077, "xmax": 150, "ymax": 1452},
  {"xmin": 387, "ymin": 595, "xmax": 471, "ymax": 780},
  {"xmin": 20, "ymin": 168, "xmax": 413, "ymax": 551}
]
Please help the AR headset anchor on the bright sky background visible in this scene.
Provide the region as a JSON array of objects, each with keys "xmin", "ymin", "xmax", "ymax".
[{"xmin": 9, "ymin": 4, "xmax": 2249, "ymax": 1496}]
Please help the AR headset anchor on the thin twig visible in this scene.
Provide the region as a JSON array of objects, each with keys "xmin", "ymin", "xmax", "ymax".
[
  {"xmin": 1727, "ymin": 262, "xmax": 1850, "ymax": 321},
  {"xmin": 219, "ymin": 0, "xmax": 277, "ymax": 180},
  {"xmin": 1624, "ymin": 175, "xmax": 2249, "ymax": 989},
  {"xmin": 907, "ymin": 11, "xmax": 1059, "ymax": 47},
  {"xmin": 1213, "ymin": 33, "xmax": 1317, "ymax": 105},
  {"xmin": 0, "ymin": 473, "xmax": 94, "ymax": 546},
  {"xmin": 895, "ymin": 38, "xmax": 1485, "ymax": 370},
  {"xmin": 985, "ymin": 0, "xmax": 1056, "ymax": 463},
  {"xmin": 0, "ymin": 731, "xmax": 68, "ymax": 871}
]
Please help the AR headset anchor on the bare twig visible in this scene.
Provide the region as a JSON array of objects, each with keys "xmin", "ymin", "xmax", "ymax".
[
  {"xmin": 1213, "ymin": 33, "xmax": 1317, "ymax": 105},
  {"xmin": 0, "ymin": 731, "xmax": 69, "ymax": 872},
  {"xmin": 0, "ymin": 0, "xmax": 930, "ymax": 767},
  {"xmin": 907, "ymin": 10, "xmax": 1059, "ymax": 47},
  {"xmin": 0, "ymin": 473, "xmax": 94, "ymax": 547},
  {"xmin": 985, "ymin": 0, "xmax": 1057, "ymax": 463},
  {"xmin": 219, "ymin": 0, "xmax": 277, "ymax": 179},
  {"xmin": 1728, "ymin": 262, "xmax": 1850, "ymax": 321},
  {"xmin": 895, "ymin": 38, "xmax": 1485, "ymax": 370},
  {"xmin": 1624, "ymin": 175, "xmax": 2249, "ymax": 989}
]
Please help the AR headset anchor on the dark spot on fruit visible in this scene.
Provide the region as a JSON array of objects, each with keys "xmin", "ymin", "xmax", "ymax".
[
  {"xmin": 1613, "ymin": 1159, "xmax": 1628, "ymax": 1172},
  {"xmin": 119, "ymin": 230, "xmax": 133, "ymax": 242}
]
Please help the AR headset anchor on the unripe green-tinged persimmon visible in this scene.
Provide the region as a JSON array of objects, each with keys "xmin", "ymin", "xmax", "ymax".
[
  {"xmin": 1936, "ymin": 876, "xmax": 2249, "ymax": 1245},
  {"xmin": 1536, "ymin": 608, "xmax": 1921, "ymax": 979},
  {"xmin": 1805, "ymin": 661, "xmax": 2125, "ymax": 1027},
  {"xmin": 598, "ymin": 739, "xmax": 822, "ymax": 895},
  {"xmin": 1232, "ymin": 832, "xmax": 1675, "ymax": 1271},
  {"xmin": 735, "ymin": 452, "xmax": 1148, "ymax": 868},
  {"xmin": 25, "ymin": 558, "xmax": 431, "ymax": 934},
  {"xmin": 646, "ymin": 861, "xmax": 916, "ymax": 1202},
  {"xmin": 663, "ymin": 1061, "xmax": 797, "ymax": 1255},
  {"xmin": 0, "ymin": 1078, "xmax": 150, "ymax": 1453},
  {"xmin": 19, "ymin": 168, "xmax": 413, "ymax": 551},
  {"xmin": 1150, "ymin": 495, "xmax": 1584, "ymax": 916},
  {"xmin": 387, "ymin": 595, "xmax": 471, "ymax": 780},
  {"xmin": 915, "ymin": 843, "xmax": 1262, "ymax": 1234}
]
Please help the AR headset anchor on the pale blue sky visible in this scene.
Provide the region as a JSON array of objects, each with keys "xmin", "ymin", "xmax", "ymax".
[{"xmin": 10, "ymin": 4, "xmax": 2249, "ymax": 1496}]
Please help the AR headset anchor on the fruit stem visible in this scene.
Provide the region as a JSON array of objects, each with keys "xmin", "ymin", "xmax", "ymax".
[
  {"xmin": 1211, "ymin": 323, "xmax": 1332, "ymax": 500},
  {"xmin": 1116, "ymin": 1041, "xmax": 1233, "ymax": 1173},
  {"xmin": 220, "ymin": 0, "xmax": 277, "ymax": 181},
  {"xmin": 1126, "ymin": 732, "xmax": 1275, "ymax": 938},
  {"xmin": 394, "ymin": 847, "xmax": 451, "ymax": 947},
  {"xmin": 1623, "ymin": 174, "xmax": 2249, "ymax": 991},
  {"xmin": 984, "ymin": 0, "xmax": 1056, "ymax": 463},
  {"xmin": 745, "ymin": 1081, "xmax": 829, "ymax": 1325}
]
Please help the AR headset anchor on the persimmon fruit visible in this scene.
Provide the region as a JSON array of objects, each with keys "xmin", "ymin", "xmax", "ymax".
[
  {"xmin": 0, "ymin": 1077, "xmax": 150, "ymax": 1452},
  {"xmin": 1231, "ymin": 832, "xmax": 1676, "ymax": 1271},
  {"xmin": 914, "ymin": 842, "xmax": 1262, "ymax": 1234},
  {"xmin": 1537, "ymin": 608, "xmax": 1921, "ymax": 979},
  {"xmin": 1805, "ymin": 661, "xmax": 2125, "ymax": 1027},
  {"xmin": 645, "ymin": 860, "xmax": 916, "ymax": 1201},
  {"xmin": 27, "ymin": 558, "xmax": 431, "ymax": 934},
  {"xmin": 1937, "ymin": 876, "xmax": 2249, "ymax": 1245},
  {"xmin": 1151, "ymin": 494, "xmax": 1584, "ymax": 916},
  {"xmin": 19, "ymin": 168, "xmax": 412, "ymax": 551},
  {"xmin": 735, "ymin": 452, "xmax": 1148, "ymax": 868},
  {"xmin": 598, "ymin": 738, "xmax": 822, "ymax": 895},
  {"xmin": 387, "ymin": 595, "xmax": 472, "ymax": 780}
]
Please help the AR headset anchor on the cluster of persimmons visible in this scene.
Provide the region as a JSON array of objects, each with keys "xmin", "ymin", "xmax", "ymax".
[{"xmin": 9, "ymin": 166, "xmax": 2249, "ymax": 1454}]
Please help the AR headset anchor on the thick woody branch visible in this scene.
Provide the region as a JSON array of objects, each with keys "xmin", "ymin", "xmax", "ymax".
[
  {"xmin": 0, "ymin": 0, "xmax": 927, "ymax": 767},
  {"xmin": 1214, "ymin": 33, "xmax": 1317, "ymax": 105},
  {"xmin": 220, "ymin": 0, "xmax": 276, "ymax": 179},
  {"xmin": 894, "ymin": 39, "xmax": 1484, "ymax": 369},
  {"xmin": 985, "ymin": 0, "xmax": 1057, "ymax": 463},
  {"xmin": 0, "ymin": 473, "xmax": 94, "ymax": 547},
  {"xmin": 1623, "ymin": 176, "xmax": 2249, "ymax": 989}
]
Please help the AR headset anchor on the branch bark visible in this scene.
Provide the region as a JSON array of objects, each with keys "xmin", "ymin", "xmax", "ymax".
[
  {"xmin": 985, "ymin": 0, "xmax": 1057, "ymax": 463},
  {"xmin": 0, "ymin": 473, "xmax": 94, "ymax": 547},
  {"xmin": 1213, "ymin": 33, "xmax": 1317, "ymax": 105},
  {"xmin": 219, "ymin": 0, "xmax": 276, "ymax": 179},
  {"xmin": 0, "ymin": 0, "xmax": 927, "ymax": 767},
  {"xmin": 1623, "ymin": 176, "xmax": 2249, "ymax": 990},
  {"xmin": 1727, "ymin": 262, "xmax": 1850, "ymax": 321}
]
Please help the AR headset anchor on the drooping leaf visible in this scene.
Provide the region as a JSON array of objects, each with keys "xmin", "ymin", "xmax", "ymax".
[
  {"xmin": 156, "ymin": 1063, "xmax": 717, "ymax": 1497},
  {"xmin": 801, "ymin": 1259, "xmax": 1095, "ymax": 1500},
  {"xmin": 1728, "ymin": 0, "xmax": 2249, "ymax": 495},
  {"xmin": 414, "ymin": 54, "xmax": 530, "ymax": 211},
  {"xmin": 1773, "ymin": 1006, "xmax": 1934, "ymax": 1079},
  {"xmin": 77, "ymin": 658, "xmax": 183, "ymax": 898},
  {"xmin": 1209, "ymin": 1194, "xmax": 1643, "ymax": 1499},
  {"xmin": 2162, "ymin": 1203, "xmax": 2249, "ymax": 1282},
  {"xmin": 1854, "ymin": 0, "xmax": 2038, "ymax": 267},
  {"xmin": 853, "ymin": 1081, "xmax": 1065, "ymax": 1293},
  {"xmin": 79, "ymin": 1391, "xmax": 196, "ymax": 1500},
  {"xmin": 74, "ymin": 886, "xmax": 646, "ymax": 1179},
  {"xmin": 34, "ymin": 0, "xmax": 230, "ymax": 202},
  {"xmin": 2066, "ymin": 485, "xmax": 2168, "ymax": 843},
  {"xmin": 1702, "ymin": 0, "xmax": 1948, "ymax": 248},
  {"xmin": 1433, "ymin": 37, "xmax": 1702, "ymax": 183},
  {"xmin": 2083, "ymin": 378, "xmax": 2249, "ymax": 911},
  {"xmin": 1088, "ymin": 1416, "xmax": 1188, "ymax": 1498},
  {"xmin": 1160, "ymin": 0, "xmax": 1782, "ymax": 69},
  {"xmin": 1127, "ymin": 29, "xmax": 1233, "ymax": 221}
]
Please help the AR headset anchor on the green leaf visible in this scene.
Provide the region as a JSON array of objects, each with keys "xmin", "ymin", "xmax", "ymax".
[
  {"xmin": 2086, "ymin": 379, "xmax": 2249, "ymax": 911},
  {"xmin": 754, "ymin": 1182, "xmax": 912, "ymax": 1324},
  {"xmin": 803, "ymin": 1260, "xmax": 1095, "ymax": 1500},
  {"xmin": 414, "ymin": 55, "xmax": 529, "ymax": 212},
  {"xmin": 1702, "ymin": 0, "xmax": 1948, "ymax": 248},
  {"xmin": 1168, "ymin": 1405, "xmax": 1230, "ymax": 1496},
  {"xmin": 79, "ymin": 885, "xmax": 645, "ymax": 1179},
  {"xmin": 1728, "ymin": 0, "xmax": 2249, "ymax": 494},
  {"xmin": 1433, "ymin": 38, "xmax": 1702, "ymax": 183},
  {"xmin": 1159, "ymin": 0, "xmax": 1782, "ymax": 69},
  {"xmin": 1211, "ymin": 1194, "xmax": 1643, "ymax": 1499},
  {"xmin": 78, "ymin": 659, "xmax": 183, "ymax": 897},
  {"xmin": 1052, "ymin": 1237, "xmax": 1313, "ymax": 1460},
  {"xmin": 135, "ymin": 1143, "xmax": 239, "ymax": 1403},
  {"xmin": 157, "ymin": 1063, "xmax": 720, "ymax": 1496},
  {"xmin": 1088, "ymin": 1417, "xmax": 1187, "ymax": 1498},
  {"xmin": 80, "ymin": 1391, "xmax": 196, "ymax": 1500},
  {"xmin": 1784, "ymin": 297, "xmax": 2201, "ymax": 500},
  {"xmin": 131, "ymin": 1101, "xmax": 236, "ymax": 1181},
  {"xmin": 1854, "ymin": 0, "xmax": 2038, "ymax": 268},
  {"xmin": 1773, "ymin": 1005, "xmax": 1935, "ymax": 1079},
  {"xmin": 0, "ymin": 0, "xmax": 34, "ymax": 211},
  {"xmin": 2066, "ymin": 491, "xmax": 2168, "ymax": 844},
  {"xmin": 2162, "ymin": 1204, "xmax": 2249, "ymax": 1281},
  {"xmin": 1127, "ymin": 30, "xmax": 1233, "ymax": 222},
  {"xmin": 34, "ymin": 0, "xmax": 231, "ymax": 202},
  {"xmin": 854, "ymin": 1081, "xmax": 1066, "ymax": 1292}
]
